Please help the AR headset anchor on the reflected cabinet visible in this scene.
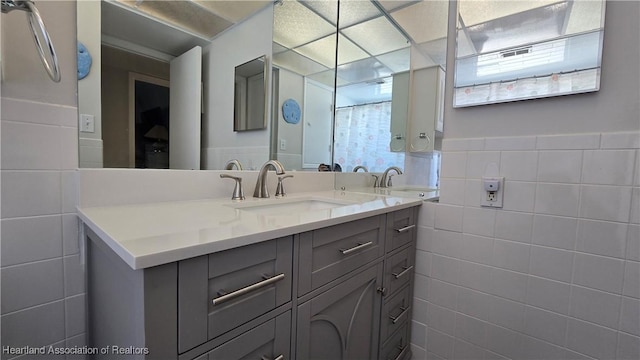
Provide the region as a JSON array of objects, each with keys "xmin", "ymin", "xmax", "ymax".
[{"xmin": 86, "ymin": 206, "xmax": 419, "ymax": 360}]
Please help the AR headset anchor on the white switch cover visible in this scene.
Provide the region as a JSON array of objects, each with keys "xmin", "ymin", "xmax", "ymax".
[
  {"xmin": 280, "ymin": 139, "xmax": 287, "ymax": 151},
  {"xmin": 80, "ymin": 114, "xmax": 95, "ymax": 133}
]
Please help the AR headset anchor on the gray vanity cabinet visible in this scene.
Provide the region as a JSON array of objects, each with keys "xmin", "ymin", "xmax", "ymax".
[
  {"xmin": 296, "ymin": 264, "xmax": 383, "ymax": 360},
  {"xmin": 86, "ymin": 205, "xmax": 420, "ymax": 360}
]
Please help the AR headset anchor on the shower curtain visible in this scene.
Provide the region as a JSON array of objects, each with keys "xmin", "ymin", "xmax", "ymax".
[{"xmin": 333, "ymin": 101, "xmax": 405, "ymax": 173}]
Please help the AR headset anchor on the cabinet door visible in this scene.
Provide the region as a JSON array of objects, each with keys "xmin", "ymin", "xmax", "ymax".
[
  {"xmin": 383, "ymin": 245, "xmax": 415, "ymax": 296},
  {"xmin": 385, "ymin": 208, "xmax": 416, "ymax": 253},
  {"xmin": 296, "ymin": 264, "xmax": 383, "ymax": 360},
  {"xmin": 178, "ymin": 237, "xmax": 293, "ymax": 353},
  {"xmin": 196, "ymin": 311, "xmax": 291, "ymax": 360},
  {"xmin": 298, "ymin": 215, "xmax": 385, "ymax": 295},
  {"xmin": 380, "ymin": 285, "xmax": 412, "ymax": 343},
  {"xmin": 379, "ymin": 322, "xmax": 410, "ymax": 360},
  {"xmin": 408, "ymin": 66, "xmax": 443, "ymax": 153}
]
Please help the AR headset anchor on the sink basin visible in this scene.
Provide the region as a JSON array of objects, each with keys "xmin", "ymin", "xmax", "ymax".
[{"xmin": 226, "ymin": 197, "xmax": 355, "ymax": 215}]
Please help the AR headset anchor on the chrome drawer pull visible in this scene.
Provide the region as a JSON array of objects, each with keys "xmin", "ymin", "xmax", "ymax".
[
  {"xmin": 389, "ymin": 306, "xmax": 410, "ymax": 324},
  {"xmin": 212, "ymin": 273, "xmax": 285, "ymax": 306},
  {"xmin": 394, "ymin": 224, "xmax": 415, "ymax": 233},
  {"xmin": 387, "ymin": 344, "xmax": 408, "ymax": 360},
  {"xmin": 339, "ymin": 241, "xmax": 373, "ymax": 255},
  {"xmin": 391, "ymin": 265, "xmax": 414, "ymax": 279},
  {"xmin": 261, "ymin": 355, "xmax": 284, "ymax": 360}
]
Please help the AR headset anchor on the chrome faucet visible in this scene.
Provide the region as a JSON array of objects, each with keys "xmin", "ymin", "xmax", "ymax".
[
  {"xmin": 353, "ymin": 165, "xmax": 368, "ymax": 172},
  {"xmin": 220, "ymin": 174, "xmax": 245, "ymax": 200},
  {"xmin": 253, "ymin": 160, "xmax": 286, "ymax": 198},
  {"xmin": 224, "ymin": 159, "xmax": 243, "ymax": 170},
  {"xmin": 379, "ymin": 166, "xmax": 402, "ymax": 188}
]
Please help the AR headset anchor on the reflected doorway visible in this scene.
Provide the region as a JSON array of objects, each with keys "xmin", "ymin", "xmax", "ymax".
[{"xmin": 129, "ymin": 74, "xmax": 170, "ymax": 168}]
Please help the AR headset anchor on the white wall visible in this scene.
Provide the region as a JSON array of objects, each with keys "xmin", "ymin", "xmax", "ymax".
[
  {"xmin": 203, "ymin": 5, "xmax": 274, "ymax": 170},
  {"xmin": 275, "ymin": 68, "xmax": 304, "ymax": 170},
  {"xmin": 1, "ymin": 0, "xmax": 84, "ymax": 355},
  {"xmin": 409, "ymin": 2, "xmax": 640, "ymax": 359}
]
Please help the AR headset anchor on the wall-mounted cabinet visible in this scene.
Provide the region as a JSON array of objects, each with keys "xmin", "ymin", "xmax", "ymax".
[
  {"xmin": 407, "ymin": 66, "xmax": 445, "ymax": 153},
  {"xmin": 390, "ymin": 71, "xmax": 410, "ymax": 153}
]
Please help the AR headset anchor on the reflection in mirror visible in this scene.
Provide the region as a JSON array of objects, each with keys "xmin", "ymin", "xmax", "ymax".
[
  {"xmin": 271, "ymin": 0, "xmax": 338, "ymax": 170},
  {"xmin": 234, "ymin": 55, "xmax": 268, "ymax": 132},
  {"xmin": 333, "ymin": 0, "xmax": 409, "ymax": 173},
  {"xmin": 454, "ymin": 0, "xmax": 606, "ymax": 107},
  {"xmin": 271, "ymin": 0, "xmax": 449, "ymax": 176},
  {"xmin": 76, "ymin": 0, "xmax": 270, "ymax": 168}
]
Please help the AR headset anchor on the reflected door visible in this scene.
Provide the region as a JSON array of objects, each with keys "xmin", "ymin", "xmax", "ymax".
[
  {"xmin": 302, "ymin": 79, "xmax": 334, "ymax": 169},
  {"xmin": 170, "ymin": 46, "xmax": 202, "ymax": 170}
]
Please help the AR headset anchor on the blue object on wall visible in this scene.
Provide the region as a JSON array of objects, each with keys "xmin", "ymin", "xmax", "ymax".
[
  {"xmin": 77, "ymin": 42, "xmax": 92, "ymax": 80},
  {"xmin": 282, "ymin": 98, "xmax": 301, "ymax": 124}
]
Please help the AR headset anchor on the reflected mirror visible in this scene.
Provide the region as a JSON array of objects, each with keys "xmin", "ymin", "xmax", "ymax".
[
  {"xmin": 234, "ymin": 55, "xmax": 268, "ymax": 131},
  {"xmin": 454, "ymin": 0, "xmax": 606, "ymax": 107}
]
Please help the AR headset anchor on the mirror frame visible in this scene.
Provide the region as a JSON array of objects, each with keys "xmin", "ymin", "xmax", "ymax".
[{"xmin": 234, "ymin": 55, "xmax": 269, "ymax": 132}]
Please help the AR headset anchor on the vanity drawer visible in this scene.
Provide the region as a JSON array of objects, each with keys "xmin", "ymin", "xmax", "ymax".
[
  {"xmin": 380, "ymin": 284, "xmax": 412, "ymax": 343},
  {"xmin": 380, "ymin": 322, "xmax": 410, "ymax": 360},
  {"xmin": 383, "ymin": 245, "xmax": 415, "ymax": 296},
  {"xmin": 195, "ymin": 311, "xmax": 291, "ymax": 360},
  {"xmin": 385, "ymin": 208, "xmax": 417, "ymax": 253},
  {"xmin": 178, "ymin": 237, "xmax": 293, "ymax": 353},
  {"xmin": 298, "ymin": 215, "xmax": 385, "ymax": 296}
]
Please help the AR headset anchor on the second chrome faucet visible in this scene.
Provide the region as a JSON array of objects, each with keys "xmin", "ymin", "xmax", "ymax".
[{"xmin": 254, "ymin": 160, "xmax": 286, "ymax": 198}]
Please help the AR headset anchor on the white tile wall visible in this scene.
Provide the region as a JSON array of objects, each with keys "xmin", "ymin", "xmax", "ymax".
[
  {"xmin": 1, "ymin": 99, "xmax": 82, "ymax": 358},
  {"xmin": 410, "ymin": 131, "xmax": 640, "ymax": 360}
]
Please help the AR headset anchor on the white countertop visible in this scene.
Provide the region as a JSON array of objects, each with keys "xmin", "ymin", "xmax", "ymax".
[{"xmin": 78, "ymin": 190, "xmax": 423, "ymax": 270}]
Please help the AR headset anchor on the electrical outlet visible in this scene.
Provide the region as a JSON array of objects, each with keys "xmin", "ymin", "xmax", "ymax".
[
  {"xmin": 481, "ymin": 177, "xmax": 504, "ymax": 208},
  {"xmin": 279, "ymin": 139, "xmax": 287, "ymax": 151}
]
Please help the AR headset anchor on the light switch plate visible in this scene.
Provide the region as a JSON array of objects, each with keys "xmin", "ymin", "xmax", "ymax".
[{"xmin": 80, "ymin": 114, "xmax": 95, "ymax": 133}]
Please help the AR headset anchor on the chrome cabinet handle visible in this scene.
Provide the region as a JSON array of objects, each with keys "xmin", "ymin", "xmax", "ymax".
[
  {"xmin": 394, "ymin": 224, "xmax": 415, "ymax": 233},
  {"xmin": 261, "ymin": 355, "xmax": 284, "ymax": 360},
  {"xmin": 389, "ymin": 306, "xmax": 410, "ymax": 324},
  {"xmin": 339, "ymin": 241, "xmax": 373, "ymax": 255},
  {"xmin": 388, "ymin": 344, "xmax": 408, "ymax": 360},
  {"xmin": 212, "ymin": 273, "xmax": 285, "ymax": 306},
  {"xmin": 391, "ymin": 265, "xmax": 413, "ymax": 279}
]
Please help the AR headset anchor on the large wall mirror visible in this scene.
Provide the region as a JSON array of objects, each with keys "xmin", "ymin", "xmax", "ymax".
[
  {"xmin": 454, "ymin": 0, "xmax": 606, "ymax": 107},
  {"xmin": 76, "ymin": 0, "xmax": 449, "ymax": 173}
]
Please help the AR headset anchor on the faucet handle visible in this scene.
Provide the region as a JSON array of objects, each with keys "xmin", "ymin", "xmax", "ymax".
[
  {"xmin": 220, "ymin": 174, "xmax": 245, "ymax": 200},
  {"xmin": 387, "ymin": 174, "xmax": 395, "ymax": 187},
  {"xmin": 275, "ymin": 175, "xmax": 294, "ymax": 197},
  {"xmin": 371, "ymin": 174, "xmax": 380, "ymax": 188}
]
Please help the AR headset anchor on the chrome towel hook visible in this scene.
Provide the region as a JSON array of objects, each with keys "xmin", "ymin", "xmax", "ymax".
[{"xmin": 1, "ymin": 0, "xmax": 61, "ymax": 82}]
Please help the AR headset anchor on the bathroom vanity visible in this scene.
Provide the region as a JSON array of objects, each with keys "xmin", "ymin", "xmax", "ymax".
[{"xmin": 79, "ymin": 191, "xmax": 422, "ymax": 360}]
